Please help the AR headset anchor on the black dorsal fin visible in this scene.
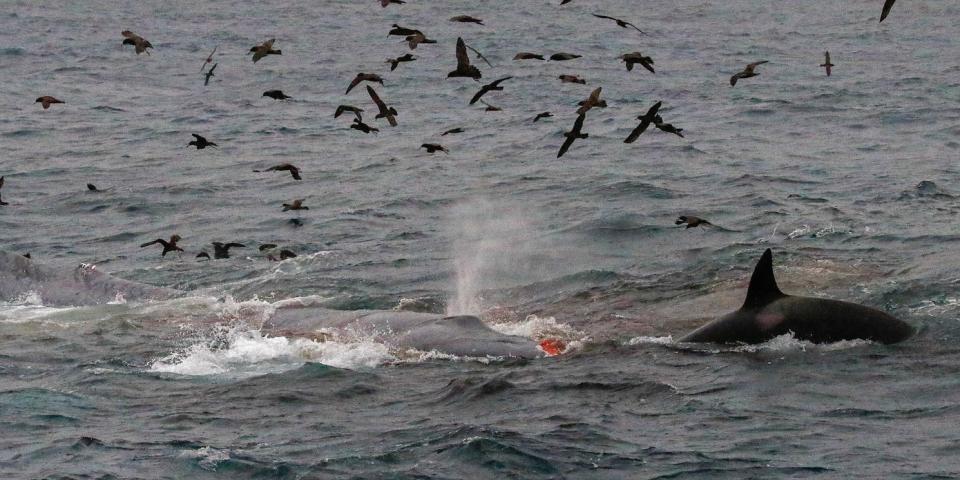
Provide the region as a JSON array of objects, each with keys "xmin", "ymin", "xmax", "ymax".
[{"xmin": 742, "ymin": 248, "xmax": 785, "ymax": 309}]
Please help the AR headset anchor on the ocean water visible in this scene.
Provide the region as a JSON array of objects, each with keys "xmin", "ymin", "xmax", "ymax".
[{"xmin": 3, "ymin": 0, "xmax": 960, "ymax": 478}]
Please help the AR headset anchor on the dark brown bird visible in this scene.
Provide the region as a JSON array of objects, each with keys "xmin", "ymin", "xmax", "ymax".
[
  {"xmin": 550, "ymin": 53, "xmax": 581, "ymax": 61},
  {"xmin": 350, "ymin": 118, "xmax": 379, "ymax": 133},
  {"xmin": 421, "ymin": 143, "xmax": 449, "ymax": 154},
  {"xmin": 86, "ymin": 183, "xmax": 100, "ymax": 192},
  {"xmin": 558, "ymin": 113, "xmax": 588, "ymax": 158},
  {"xmin": 561, "ymin": 0, "xmax": 573, "ymax": 4},
  {"xmin": 480, "ymin": 100, "xmax": 501, "ymax": 112},
  {"xmin": 188, "ymin": 133, "xmax": 217, "ymax": 149},
  {"xmin": 676, "ymin": 215, "xmax": 712, "ymax": 229},
  {"xmin": 334, "ymin": 105, "xmax": 364, "ymax": 120},
  {"xmin": 263, "ymin": 90, "xmax": 291, "ymax": 100},
  {"xmin": 880, "ymin": 0, "xmax": 896, "ymax": 22},
  {"xmin": 469, "ymin": 76, "xmax": 511, "ymax": 105},
  {"xmin": 204, "ymin": 63, "xmax": 217, "ymax": 86},
  {"xmin": 620, "ymin": 52, "xmax": 655, "ymax": 73},
  {"xmin": 140, "ymin": 235, "xmax": 183, "ymax": 257},
  {"xmin": 35, "ymin": 96, "xmax": 64, "ymax": 109},
  {"xmin": 367, "ymin": 85, "xmax": 398, "ymax": 127},
  {"xmin": 388, "ymin": 24, "xmax": 421, "ymax": 36},
  {"xmin": 513, "ymin": 52, "xmax": 545, "ymax": 60},
  {"xmin": 559, "ymin": 74, "xmax": 586, "ymax": 84},
  {"xmin": 121, "ymin": 30, "xmax": 153, "ymax": 55},
  {"xmin": 250, "ymin": 39, "xmax": 281, "ymax": 63},
  {"xmin": 441, "ymin": 127, "xmax": 464, "ymax": 135},
  {"xmin": 212, "ymin": 242, "xmax": 245, "ymax": 259},
  {"xmin": 405, "ymin": 32, "xmax": 437, "ymax": 49},
  {"xmin": 653, "ymin": 115, "xmax": 684, "ymax": 138},
  {"xmin": 451, "ymin": 15, "xmax": 484, "ymax": 25},
  {"xmin": 533, "ymin": 112, "xmax": 553, "ymax": 122},
  {"xmin": 254, "ymin": 163, "xmax": 302, "ymax": 180},
  {"xmin": 282, "ymin": 199, "xmax": 309, "ymax": 211},
  {"xmin": 448, "ymin": 37, "xmax": 482, "ymax": 80},
  {"xmin": 730, "ymin": 61, "xmax": 768, "ymax": 86},
  {"xmin": 0, "ymin": 176, "xmax": 7, "ymax": 206},
  {"xmin": 346, "ymin": 73, "xmax": 384, "ymax": 94},
  {"xmin": 268, "ymin": 249, "xmax": 298, "ymax": 261},
  {"xmin": 820, "ymin": 51, "xmax": 834, "ymax": 76},
  {"xmin": 200, "ymin": 46, "xmax": 217, "ymax": 72},
  {"xmin": 386, "ymin": 53, "xmax": 416, "ymax": 71},
  {"xmin": 576, "ymin": 87, "xmax": 604, "ymax": 115},
  {"xmin": 624, "ymin": 101, "xmax": 662, "ymax": 143},
  {"xmin": 196, "ymin": 251, "xmax": 210, "ymax": 260},
  {"xmin": 381, "ymin": 0, "xmax": 405, "ymax": 6},
  {"xmin": 592, "ymin": 14, "xmax": 645, "ymax": 34}
]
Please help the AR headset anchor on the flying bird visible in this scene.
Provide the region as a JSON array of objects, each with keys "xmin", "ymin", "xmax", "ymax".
[
  {"xmin": 559, "ymin": 74, "xmax": 586, "ymax": 84},
  {"xmin": 140, "ymin": 235, "xmax": 183, "ymax": 257},
  {"xmin": 480, "ymin": 100, "xmax": 501, "ymax": 111},
  {"xmin": 254, "ymin": 163, "xmax": 302, "ymax": 180},
  {"xmin": 513, "ymin": 52, "xmax": 545, "ymax": 60},
  {"xmin": 533, "ymin": 112, "xmax": 553, "ymax": 122},
  {"xmin": 187, "ymin": 133, "xmax": 217, "ymax": 149},
  {"xmin": 624, "ymin": 101, "xmax": 662, "ymax": 143},
  {"xmin": 676, "ymin": 216, "xmax": 712, "ymax": 229},
  {"xmin": 448, "ymin": 37, "xmax": 482, "ymax": 80},
  {"xmin": 421, "ymin": 143, "xmax": 449, "ymax": 154},
  {"xmin": 366, "ymin": 85, "xmax": 398, "ymax": 127},
  {"xmin": 388, "ymin": 24, "xmax": 421, "ymax": 36},
  {"xmin": 405, "ymin": 32, "xmax": 437, "ymax": 49},
  {"xmin": 620, "ymin": 52, "xmax": 655, "ymax": 73},
  {"xmin": 381, "ymin": 0, "xmax": 405, "ymax": 6},
  {"xmin": 212, "ymin": 242, "xmax": 245, "ymax": 259},
  {"xmin": 35, "ymin": 96, "xmax": 64, "ymax": 109},
  {"xmin": 200, "ymin": 46, "xmax": 217, "ymax": 71},
  {"xmin": 282, "ymin": 199, "xmax": 309, "ymax": 211},
  {"xmin": 653, "ymin": 115, "xmax": 684, "ymax": 138},
  {"xmin": 386, "ymin": 53, "xmax": 416, "ymax": 71},
  {"xmin": 86, "ymin": 183, "xmax": 100, "ymax": 192},
  {"xmin": 558, "ymin": 113, "xmax": 588, "ymax": 158},
  {"xmin": 250, "ymin": 39, "xmax": 281, "ymax": 63},
  {"xmin": 263, "ymin": 89, "xmax": 291, "ymax": 100},
  {"xmin": 880, "ymin": 0, "xmax": 896, "ymax": 22},
  {"xmin": 121, "ymin": 30, "xmax": 153, "ymax": 54},
  {"xmin": 450, "ymin": 15, "xmax": 484, "ymax": 25},
  {"xmin": 0, "ymin": 176, "xmax": 7, "ymax": 206},
  {"xmin": 550, "ymin": 53, "xmax": 581, "ymax": 61},
  {"xmin": 350, "ymin": 118, "xmax": 379, "ymax": 133},
  {"xmin": 820, "ymin": 51, "xmax": 834, "ymax": 76},
  {"xmin": 592, "ymin": 14, "xmax": 645, "ymax": 33},
  {"xmin": 469, "ymin": 76, "xmax": 512, "ymax": 105},
  {"xmin": 346, "ymin": 73, "xmax": 384, "ymax": 94},
  {"xmin": 334, "ymin": 105, "xmax": 364, "ymax": 120},
  {"xmin": 730, "ymin": 61, "xmax": 768, "ymax": 86},
  {"xmin": 268, "ymin": 249, "xmax": 298, "ymax": 261},
  {"xmin": 441, "ymin": 127, "xmax": 464, "ymax": 135},
  {"xmin": 204, "ymin": 63, "xmax": 217, "ymax": 86},
  {"xmin": 576, "ymin": 87, "xmax": 604, "ymax": 115}
]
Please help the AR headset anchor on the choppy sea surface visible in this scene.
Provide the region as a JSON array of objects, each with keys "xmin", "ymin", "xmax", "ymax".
[{"xmin": 2, "ymin": 0, "xmax": 960, "ymax": 478}]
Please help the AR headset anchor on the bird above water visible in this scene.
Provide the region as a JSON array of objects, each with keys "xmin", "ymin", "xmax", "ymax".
[
  {"xmin": 263, "ymin": 90, "xmax": 291, "ymax": 100},
  {"xmin": 250, "ymin": 39, "xmax": 281, "ymax": 63},
  {"xmin": 187, "ymin": 133, "xmax": 217, "ymax": 149},
  {"xmin": 441, "ymin": 127, "xmax": 464, "ymax": 136},
  {"xmin": 469, "ymin": 77, "xmax": 512, "ymax": 105},
  {"xmin": 388, "ymin": 24, "xmax": 421, "ymax": 36},
  {"xmin": 140, "ymin": 235, "xmax": 183, "ymax": 257},
  {"xmin": 121, "ymin": 30, "xmax": 153, "ymax": 55},
  {"xmin": 405, "ymin": 32, "xmax": 438, "ymax": 49},
  {"xmin": 533, "ymin": 112, "xmax": 553, "ymax": 122},
  {"xmin": 346, "ymin": 73, "xmax": 384, "ymax": 94},
  {"xmin": 576, "ymin": 87, "xmax": 604, "ymax": 115},
  {"xmin": 653, "ymin": 115, "xmax": 684, "ymax": 138},
  {"xmin": 421, "ymin": 143, "xmax": 449, "ymax": 154},
  {"xmin": 204, "ymin": 63, "xmax": 217, "ymax": 86},
  {"xmin": 200, "ymin": 46, "xmax": 217, "ymax": 72},
  {"xmin": 620, "ymin": 52, "xmax": 655, "ymax": 73},
  {"xmin": 550, "ymin": 53, "xmax": 581, "ymax": 61},
  {"xmin": 381, "ymin": 0, "xmax": 405, "ymax": 6},
  {"xmin": 0, "ymin": 176, "xmax": 7, "ymax": 206},
  {"xmin": 559, "ymin": 74, "xmax": 586, "ymax": 84},
  {"xmin": 35, "ymin": 96, "xmax": 64, "ymax": 109},
  {"xmin": 592, "ymin": 13, "xmax": 645, "ymax": 34},
  {"xmin": 820, "ymin": 51, "xmax": 834, "ymax": 76},
  {"xmin": 513, "ymin": 52, "xmax": 545, "ymax": 60},
  {"xmin": 212, "ymin": 242, "xmax": 245, "ymax": 259},
  {"xmin": 86, "ymin": 183, "xmax": 100, "ymax": 192},
  {"xmin": 367, "ymin": 85, "xmax": 398, "ymax": 127},
  {"xmin": 480, "ymin": 100, "xmax": 501, "ymax": 111},
  {"xmin": 334, "ymin": 105, "xmax": 364, "ymax": 120},
  {"xmin": 450, "ymin": 15, "xmax": 484, "ymax": 25},
  {"xmin": 448, "ymin": 37, "xmax": 482, "ymax": 80},
  {"xmin": 675, "ymin": 215, "xmax": 712, "ymax": 229},
  {"xmin": 624, "ymin": 101, "xmax": 662, "ymax": 143},
  {"xmin": 558, "ymin": 113, "xmax": 588, "ymax": 158},
  {"xmin": 730, "ymin": 60, "xmax": 768, "ymax": 86},
  {"xmin": 254, "ymin": 163, "xmax": 302, "ymax": 180},
  {"xmin": 282, "ymin": 199, "xmax": 309, "ymax": 211},
  {"xmin": 351, "ymin": 118, "xmax": 379, "ymax": 133},
  {"xmin": 386, "ymin": 53, "xmax": 416, "ymax": 71}
]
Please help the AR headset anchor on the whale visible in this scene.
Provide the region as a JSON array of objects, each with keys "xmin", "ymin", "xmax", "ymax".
[
  {"xmin": 679, "ymin": 249, "xmax": 914, "ymax": 344},
  {"xmin": 0, "ymin": 251, "xmax": 551, "ymax": 358}
]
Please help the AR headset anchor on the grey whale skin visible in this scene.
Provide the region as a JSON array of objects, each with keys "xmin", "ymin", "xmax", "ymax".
[
  {"xmin": 679, "ymin": 249, "xmax": 914, "ymax": 344},
  {"xmin": 0, "ymin": 250, "xmax": 543, "ymax": 358}
]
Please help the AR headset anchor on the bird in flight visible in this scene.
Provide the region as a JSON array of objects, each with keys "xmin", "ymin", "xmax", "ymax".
[
  {"xmin": 620, "ymin": 52, "xmax": 655, "ymax": 73},
  {"xmin": 188, "ymin": 133, "xmax": 217, "ymax": 149},
  {"xmin": 250, "ymin": 39, "xmax": 281, "ymax": 63},
  {"xmin": 346, "ymin": 73, "xmax": 384, "ymax": 94},
  {"xmin": 448, "ymin": 37, "xmax": 482, "ymax": 80},
  {"xmin": 624, "ymin": 101, "xmax": 662, "ymax": 143},
  {"xmin": 366, "ymin": 85, "xmax": 398, "ymax": 127},
  {"xmin": 204, "ymin": 63, "xmax": 217, "ymax": 86},
  {"xmin": 35, "ymin": 96, "xmax": 64, "ymax": 109},
  {"xmin": 254, "ymin": 163, "xmax": 302, "ymax": 180},
  {"xmin": 592, "ymin": 14, "xmax": 645, "ymax": 34},
  {"xmin": 469, "ymin": 77, "xmax": 511, "ymax": 105},
  {"xmin": 730, "ymin": 61, "xmax": 768, "ymax": 86},
  {"xmin": 200, "ymin": 46, "xmax": 217, "ymax": 71},
  {"xmin": 121, "ymin": 30, "xmax": 153, "ymax": 55},
  {"xmin": 820, "ymin": 51, "xmax": 834, "ymax": 76},
  {"xmin": 140, "ymin": 235, "xmax": 183, "ymax": 257},
  {"xmin": 880, "ymin": 0, "xmax": 896, "ymax": 22},
  {"xmin": 558, "ymin": 113, "xmax": 588, "ymax": 158}
]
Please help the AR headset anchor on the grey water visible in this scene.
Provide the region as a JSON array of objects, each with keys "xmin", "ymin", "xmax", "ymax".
[{"xmin": 3, "ymin": 0, "xmax": 960, "ymax": 477}]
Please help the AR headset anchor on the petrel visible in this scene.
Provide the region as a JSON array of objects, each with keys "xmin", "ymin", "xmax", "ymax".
[
  {"xmin": 620, "ymin": 52, "xmax": 655, "ymax": 73},
  {"xmin": 388, "ymin": 24, "xmax": 421, "ymax": 36},
  {"xmin": 441, "ymin": 127, "xmax": 464, "ymax": 135},
  {"xmin": 200, "ymin": 46, "xmax": 217, "ymax": 71},
  {"xmin": 676, "ymin": 216, "xmax": 712, "ymax": 229},
  {"xmin": 421, "ymin": 143, "xmax": 449, "ymax": 154},
  {"xmin": 250, "ymin": 39, "xmax": 281, "ymax": 63},
  {"xmin": 450, "ymin": 15, "xmax": 484, "ymax": 25},
  {"xmin": 550, "ymin": 53, "xmax": 581, "ymax": 61},
  {"xmin": 559, "ymin": 74, "xmax": 586, "ymax": 84},
  {"xmin": 386, "ymin": 53, "xmax": 416, "ymax": 71},
  {"xmin": 448, "ymin": 37, "xmax": 482, "ymax": 80},
  {"xmin": 367, "ymin": 85, "xmax": 398, "ymax": 127},
  {"xmin": 204, "ymin": 63, "xmax": 217, "ymax": 86},
  {"xmin": 282, "ymin": 199, "xmax": 309, "ymax": 211},
  {"xmin": 469, "ymin": 77, "xmax": 512, "ymax": 105},
  {"xmin": 212, "ymin": 242, "xmax": 245, "ymax": 259},
  {"xmin": 405, "ymin": 32, "xmax": 437, "ymax": 49},
  {"xmin": 576, "ymin": 87, "xmax": 604, "ymax": 115},
  {"xmin": 514, "ymin": 52, "xmax": 545, "ymax": 60},
  {"xmin": 188, "ymin": 133, "xmax": 217, "ymax": 149},
  {"xmin": 557, "ymin": 113, "xmax": 588, "ymax": 158},
  {"xmin": 533, "ymin": 112, "xmax": 553, "ymax": 122},
  {"xmin": 350, "ymin": 118, "xmax": 379, "ymax": 133},
  {"xmin": 121, "ymin": 30, "xmax": 153, "ymax": 55},
  {"xmin": 254, "ymin": 163, "xmax": 302, "ymax": 180},
  {"xmin": 653, "ymin": 115, "xmax": 684, "ymax": 138},
  {"xmin": 624, "ymin": 101, "xmax": 662, "ymax": 143},
  {"xmin": 820, "ymin": 51, "xmax": 834, "ymax": 76},
  {"xmin": 730, "ymin": 61, "xmax": 768, "ymax": 86},
  {"xmin": 140, "ymin": 235, "xmax": 183, "ymax": 257},
  {"xmin": 346, "ymin": 73, "xmax": 384, "ymax": 94},
  {"xmin": 263, "ymin": 89, "xmax": 291, "ymax": 100},
  {"xmin": 35, "ymin": 96, "xmax": 64, "ymax": 109},
  {"xmin": 592, "ymin": 14, "xmax": 645, "ymax": 34},
  {"xmin": 334, "ymin": 105, "xmax": 363, "ymax": 120}
]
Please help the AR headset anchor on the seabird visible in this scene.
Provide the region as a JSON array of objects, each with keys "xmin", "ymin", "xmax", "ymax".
[
  {"xmin": 346, "ymin": 73, "xmax": 384, "ymax": 94},
  {"xmin": 140, "ymin": 235, "xmax": 183, "ymax": 257},
  {"xmin": 200, "ymin": 46, "xmax": 217, "ymax": 72},
  {"xmin": 36, "ymin": 96, "xmax": 64, "ymax": 109},
  {"xmin": 559, "ymin": 74, "xmax": 586, "ymax": 84},
  {"xmin": 250, "ymin": 39, "xmax": 281, "ymax": 63},
  {"xmin": 121, "ymin": 30, "xmax": 153, "ymax": 55},
  {"xmin": 282, "ymin": 199, "xmax": 309, "ymax": 211},
  {"xmin": 367, "ymin": 85, "xmax": 398, "ymax": 126},
  {"xmin": 653, "ymin": 115, "xmax": 684, "ymax": 138},
  {"xmin": 386, "ymin": 53, "xmax": 416, "ymax": 71},
  {"xmin": 196, "ymin": 252, "xmax": 210, "ymax": 260},
  {"xmin": 421, "ymin": 143, "xmax": 449, "ymax": 154},
  {"xmin": 557, "ymin": 113, "xmax": 588, "ymax": 158},
  {"xmin": 187, "ymin": 133, "xmax": 217, "ymax": 149},
  {"xmin": 469, "ymin": 76, "xmax": 511, "ymax": 105},
  {"xmin": 624, "ymin": 101, "xmax": 662, "ymax": 143},
  {"xmin": 513, "ymin": 52, "xmax": 545, "ymax": 60},
  {"xmin": 212, "ymin": 242, "xmax": 245, "ymax": 259},
  {"xmin": 87, "ymin": 183, "xmax": 100, "ymax": 192},
  {"xmin": 880, "ymin": 0, "xmax": 896, "ymax": 22},
  {"xmin": 448, "ymin": 37, "xmax": 482, "ymax": 80},
  {"xmin": 350, "ymin": 118, "xmax": 379, "ymax": 133},
  {"xmin": 592, "ymin": 14, "xmax": 645, "ymax": 33},
  {"xmin": 450, "ymin": 15, "xmax": 484, "ymax": 25},
  {"xmin": 0, "ymin": 176, "xmax": 7, "ymax": 206},
  {"xmin": 730, "ymin": 60, "xmax": 768, "ymax": 86},
  {"xmin": 254, "ymin": 163, "xmax": 302, "ymax": 180},
  {"xmin": 268, "ymin": 249, "xmax": 298, "ymax": 261},
  {"xmin": 820, "ymin": 51, "xmax": 834, "ymax": 76},
  {"xmin": 620, "ymin": 52, "xmax": 655, "ymax": 73},
  {"xmin": 576, "ymin": 87, "xmax": 604, "ymax": 115},
  {"xmin": 388, "ymin": 24, "xmax": 421, "ymax": 36},
  {"xmin": 381, "ymin": 0, "xmax": 405, "ymax": 6},
  {"xmin": 550, "ymin": 53, "xmax": 581, "ymax": 61},
  {"xmin": 676, "ymin": 215, "xmax": 712, "ymax": 229},
  {"xmin": 405, "ymin": 32, "xmax": 437, "ymax": 49},
  {"xmin": 263, "ymin": 89, "xmax": 291, "ymax": 100},
  {"xmin": 204, "ymin": 63, "xmax": 217, "ymax": 86},
  {"xmin": 334, "ymin": 105, "xmax": 364, "ymax": 120},
  {"xmin": 533, "ymin": 112, "xmax": 553, "ymax": 122},
  {"xmin": 480, "ymin": 100, "xmax": 501, "ymax": 111},
  {"xmin": 441, "ymin": 127, "xmax": 464, "ymax": 135}
]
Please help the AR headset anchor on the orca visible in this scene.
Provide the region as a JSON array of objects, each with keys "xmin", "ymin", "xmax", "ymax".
[{"xmin": 679, "ymin": 249, "xmax": 914, "ymax": 344}]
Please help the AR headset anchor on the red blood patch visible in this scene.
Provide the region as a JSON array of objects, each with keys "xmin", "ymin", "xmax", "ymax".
[{"xmin": 539, "ymin": 338, "xmax": 566, "ymax": 356}]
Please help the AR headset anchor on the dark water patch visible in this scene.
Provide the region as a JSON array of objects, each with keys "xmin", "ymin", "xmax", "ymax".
[
  {"xmin": 431, "ymin": 374, "xmax": 516, "ymax": 404},
  {"xmin": 594, "ymin": 180, "xmax": 681, "ymax": 199},
  {"xmin": 723, "ymin": 173, "xmax": 821, "ymax": 187}
]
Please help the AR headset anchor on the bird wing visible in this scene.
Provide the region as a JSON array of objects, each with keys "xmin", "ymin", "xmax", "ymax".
[
  {"xmin": 625, "ymin": 21, "xmax": 645, "ymax": 34},
  {"xmin": 747, "ymin": 60, "xmax": 768, "ymax": 69},
  {"xmin": 208, "ymin": 63, "xmax": 217, "ymax": 74},
  {"xmin": 367, "ymin": 85, "xmax": 387, "ymax": 111},
  {"xmin": 191, "ymin": 133, "xmax": 204, "ymax": 141},
  {"xmin": 346, "ymin": 75, "xmax": 362, "ymax": 94},
  {"xmin": 140, "ymin": 239, "xmax": 163, "ymax": 248},
  {"xmin": 880, "ymin": 0, "xmax": 896, "ymax": 22},
  {"xmin": 469, "ymin": 88, "xmax": 487, "ymax": 105},
  {"xmin": 455, "ymin": 37, "xmax": 471, "ymax": 69},
  {"xmin": 592, "ymin": 13, "xmax": 615, "ymax": 21},
  {"xmin": 489, "ymin": 76, "xmax": 512, "ymax": 88},
  {"xmin": 571, "ymin": 112, "xmax": 586, "ymax": 134},
  {"xmin": 558, "ymin": 134, "xmax": 576, "ymax": 158},
  {"xmin": 645, "ymin": 101, "xmax": 663, "ymax": 119},
  {"xmin": 730, "ymin": 73, "xmax": 741, "ymax": 86},
  {"xmin": 0, "ymin": 176, "xmax": 3, "ymax": 189},
  {"xmin": 334, "ymin": 105, "xmax": 346, "ymax": 117},
  {"xmin": 640, "ymin": 58, "xmax": 655, "ymax": 73},
  {"xmin": 576, "ymin": 87, "xmax": 601, "ymax": 114},
  {"xmin": 465, "ymin": 43, "xmax": 493, "ymax": 67},
  {"xmin": 289, "ymin": 166, "xmax": 302, "ymax": 180},
  {"xmin": 624, "ymin": 122, "xmax": 649, "ymax": 143}
]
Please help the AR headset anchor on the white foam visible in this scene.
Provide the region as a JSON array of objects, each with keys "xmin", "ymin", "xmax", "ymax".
[
  {"xmin": 627, "ymin": 335, "xmax": 674, "ymax": 345},
  {"xmin": 731, "ymin": 332, "xmax": 873, "ymax": 352},
  {"xmin": 180, "ymin": 446, "xmax": 230, "ymax": 471},
  {"xmin": 487, "ymin": 314, "xmax": 582, "ymax": 340}
]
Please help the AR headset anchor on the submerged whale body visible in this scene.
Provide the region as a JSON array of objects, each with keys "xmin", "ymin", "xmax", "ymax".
[{"xmin": 680, "ymin": 249, "xmax": 914, "ymax": 344}]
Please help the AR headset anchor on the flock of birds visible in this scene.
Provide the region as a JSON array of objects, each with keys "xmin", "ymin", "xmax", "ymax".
[{"xmin": 2, "ymin": 0, "xmax": 903, "ymax": 263}]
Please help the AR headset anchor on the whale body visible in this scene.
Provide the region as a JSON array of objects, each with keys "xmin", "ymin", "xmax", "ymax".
[{"xmin": 679, "ymin": 249, "xmax": 914, "ymax": 344}]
